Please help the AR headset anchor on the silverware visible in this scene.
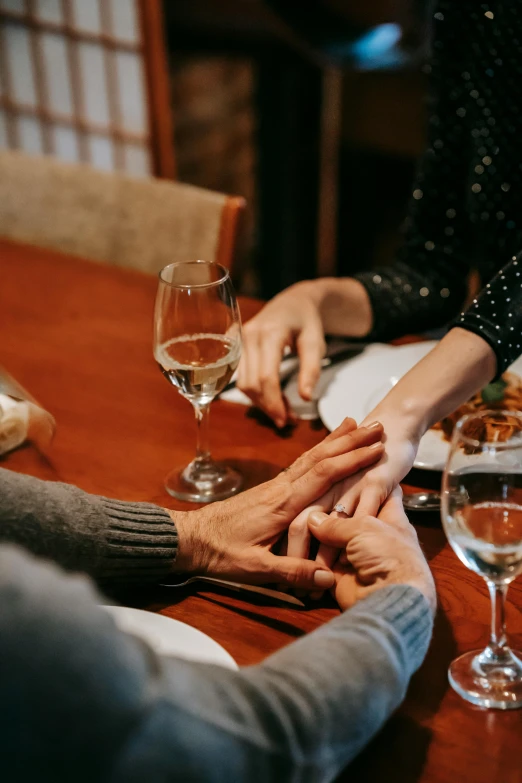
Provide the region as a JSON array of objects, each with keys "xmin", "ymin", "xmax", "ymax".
[
  {"xmin": 403, "ymin": 492, "xmax": 441, "ymax": 511},
  {"xmin": 160, "ymin": 576, "xmax": 305, "ymax": 607},
  {"xmin": 283, "ymin": 345, "xmax": 368, "ymax": 388},
  {"xmin": 220, "ymin": 341, "xmax": 367, "ymax": 395}
]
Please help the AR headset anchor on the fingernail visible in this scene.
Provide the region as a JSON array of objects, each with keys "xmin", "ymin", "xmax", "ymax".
[
  {"xmin": 369, "ymin": 442, "xmax": 383, "ymax": 450},
  {"xmin": 308, "ymin": 510, "xmax": 328, "ymax": 526},
  {"xmin": 302, "ymin": 386, "xmax": 313, "ymax": 399},
  {"xmin": 275, "ymin": 418, "xmax": 285, "ymax": 429},
  {"xmin": 366, "ymin": 421, "xmax": 382, "ymax": 430},
  {"xmin": 314, "ymin": 570, "xmax": 335, "ymax": 588}
]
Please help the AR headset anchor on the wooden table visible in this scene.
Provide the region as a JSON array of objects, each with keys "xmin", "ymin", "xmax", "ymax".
[{"xmin": 1, "ymin": 238, "xmax": 521, "ymax": 782}]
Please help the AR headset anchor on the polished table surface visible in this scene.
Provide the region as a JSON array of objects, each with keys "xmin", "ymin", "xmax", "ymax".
[{"xmin": 1, "ymin": 238, "xmax": 521, "ymax": 782}]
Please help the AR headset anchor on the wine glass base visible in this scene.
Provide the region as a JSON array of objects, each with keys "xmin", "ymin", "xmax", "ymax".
[
  {"xmin": 164, "ymin": 459, "xmax": 242, "ymax": 503},
  {"xmin": 449, "ymin": 649, "xmax": 522, "ymax": 710}
]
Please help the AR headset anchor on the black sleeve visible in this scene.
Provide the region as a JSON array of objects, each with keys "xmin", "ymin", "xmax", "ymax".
[
  {"xmin": 456, "ymin": 251, "xmax": 522, "ymax": 374},
  {"xmin": 355, "ymin": 1, "xmax": 473, "ymax": 341},
  {"xmin": 354, "ymin": 1, "xmax": 522, "ymax": 373}
]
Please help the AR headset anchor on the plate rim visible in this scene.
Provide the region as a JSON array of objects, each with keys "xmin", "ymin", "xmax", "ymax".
[
  {"xmin": 319, "ymin": 341, "xmax": 522, "ymax": 471},
  {"xmin": 102, "ymin": 604, "xmax": 239, "ymax": 670},
  {"xmin": 317, "ymin": 341, "xmax": 445, "ymax": 472}
]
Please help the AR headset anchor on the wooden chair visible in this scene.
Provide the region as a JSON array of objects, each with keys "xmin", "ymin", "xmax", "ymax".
[{"xmin": 0, "ymin": 150, "xmax": 244, "ymax": 273}]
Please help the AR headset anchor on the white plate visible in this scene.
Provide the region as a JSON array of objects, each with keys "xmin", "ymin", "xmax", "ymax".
[
  {"xmin": 318, "ymin": 342, "xmax": 522, "ymax": 471},
  {"xmin": 102, "ymin": 606, "xmax": 238, "ymax": 669}
]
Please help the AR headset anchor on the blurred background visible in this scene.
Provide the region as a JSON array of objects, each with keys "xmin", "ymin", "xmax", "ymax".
[{"xmin": 0, "ymin": 0, "xmax": 430, "ymax": 297}]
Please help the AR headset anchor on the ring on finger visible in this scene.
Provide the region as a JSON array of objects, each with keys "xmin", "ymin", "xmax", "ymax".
[{"xmin": 333, "ymin": 503, "xmax": 349, "ymax": 516}]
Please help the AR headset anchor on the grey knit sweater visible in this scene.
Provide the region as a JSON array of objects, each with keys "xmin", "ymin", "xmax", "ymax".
[
  {"xmin": 0, "ymin": 467, "xmax": 433, "ymax": 782},
  {"xmin": 0, "ymin": 467, "xmax": 178, "ymax": 584}
]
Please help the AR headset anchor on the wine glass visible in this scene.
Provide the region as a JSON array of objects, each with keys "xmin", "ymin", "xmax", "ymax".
[
  {"xmin": 441, "ymin": 410, "xmax": 522, "ymax": 709},
  {"xmin": 153, "ymin": 260, "xmax": 242, "ymax": 502}
]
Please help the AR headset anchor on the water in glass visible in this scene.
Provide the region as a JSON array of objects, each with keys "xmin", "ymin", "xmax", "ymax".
[
  {"xmin": 442, "ymin": 410, "xmax": 522, "ymax": 709},
  {"xmin": 154, "ymin": 261, "xmax": 242, "ymax": 502}
]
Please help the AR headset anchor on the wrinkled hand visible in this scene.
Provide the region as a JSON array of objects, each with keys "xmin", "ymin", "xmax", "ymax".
[
  {"xmin": 171, "ymin": 418, "xmax": 384, "ymax": 590},
  {"xmin": 307, "ymin": 488, "xmax": 436, "ymax": 613},
  {"xmin": 237, "ymin": 282, "xmax": 326, "ymax": 428}
]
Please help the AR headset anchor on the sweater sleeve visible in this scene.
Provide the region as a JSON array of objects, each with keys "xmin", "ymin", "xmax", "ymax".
[
  {"xmin": 0, "ymin": 468, "xmax": 178, "ymax": 584},
  {"xmin": 0, "ymin": 545, "xmax": 433, "ymax": 783}
]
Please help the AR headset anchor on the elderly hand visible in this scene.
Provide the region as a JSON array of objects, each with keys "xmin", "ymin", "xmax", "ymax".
[
  {"xmin": 171, "ymin": 418, "xmax": 384, "ymax": 590},
  {"xmin": 308, "ymin": 487, "xmax": 436, "ymax": 613}
]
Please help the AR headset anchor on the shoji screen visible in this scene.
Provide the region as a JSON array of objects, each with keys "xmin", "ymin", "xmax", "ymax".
[{"xmin": 0, "ymin": 0, "xmax": 174, "ymax": 177}]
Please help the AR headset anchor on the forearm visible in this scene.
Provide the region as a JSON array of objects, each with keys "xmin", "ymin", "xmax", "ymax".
[
  {"xmin": 0, "ymin": 468, "xmax": 179, "ymax": 584},
  {"xmin": 362, "ymin": 327, "xmax": 497, "ymax": 440},
  {"xmin": 127, "ymin": 587, "xmax": 432, "ymax": 781},
  {"xmin": 302, "ymin": 277, "xmax": 374, "ymax": 337},
  {"xmin": 230, "ymin": 585, "xmax": 432, "ymax": 778},
  {"xmin": 363, "ymin": 247, "xmax": 522, "ymax": 441},
  {"xmin": 0, "ymin": 545, "xmax": 432, "ymax": 782}
]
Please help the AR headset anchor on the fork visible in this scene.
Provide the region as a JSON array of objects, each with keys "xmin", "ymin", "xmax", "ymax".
[{"xmin": 160, "ymin": 576, "xmax": 305, "ymax": 607}]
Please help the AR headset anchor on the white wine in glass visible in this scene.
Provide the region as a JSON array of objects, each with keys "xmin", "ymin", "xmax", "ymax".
[
  {"xmin": 442, "ymin": 410, "xmax": 522, "ymax": 709},
  {"xmin": 154, "ymin": 261, "xmax": 242, "ymax": 502}
]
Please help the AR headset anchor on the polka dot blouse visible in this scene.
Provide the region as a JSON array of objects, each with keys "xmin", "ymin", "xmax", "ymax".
[{"xmin": 356, "ymin": 0, "xmax": 522, "ymax": 374}]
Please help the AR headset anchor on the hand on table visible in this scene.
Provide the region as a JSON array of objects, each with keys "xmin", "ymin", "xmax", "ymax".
[
  {"xmin": 284, "ymin": 418, "xmax": 420, "ymax": 580},
  {"xmin": 171, "ymin": 418, "xmax": 384, "ymax": 590},
  {"xmin": 237, "ymin": 282, "xmax": 326, "ymax": 428},
  {"xmin": 324, "ymin": 422, "xmax": 419, "ymax": 518},
  {"xmin": 308, "ymin": 488, "xmax": 436, "ymax": 614}
]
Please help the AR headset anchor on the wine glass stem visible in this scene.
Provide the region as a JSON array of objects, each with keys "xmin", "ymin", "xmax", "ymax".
[
  {"xmin": 486, "ymin": 580, "xmax": 509, "ymax": 658},
  {"xmin": 193, "ymin": 402, "xmax": 211, "ymax": 463}
]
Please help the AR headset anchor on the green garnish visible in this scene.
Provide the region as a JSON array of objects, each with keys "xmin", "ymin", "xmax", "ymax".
[{"xmin": 481, "ymin": 378, "xmax": 508, "ymax": 403}]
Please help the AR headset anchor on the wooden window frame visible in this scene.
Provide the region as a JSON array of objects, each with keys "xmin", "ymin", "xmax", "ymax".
[{"xmin": 0, "ymin": 0, "xmax": 175, "ymax": 177}]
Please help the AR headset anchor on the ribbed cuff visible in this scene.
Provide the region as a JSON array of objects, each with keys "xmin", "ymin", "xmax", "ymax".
[
  {"xmin": 97, "ymin": 498, "xmax": 178, "ymax": 583},
  {"xmin": 345, "ymin": 584, "xmax": 434, "ymax": 677}
]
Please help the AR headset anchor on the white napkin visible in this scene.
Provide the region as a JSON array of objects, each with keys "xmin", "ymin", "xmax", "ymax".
[
  {"xmin": 0, "ymin": 394, "xmax": 29, "ymax": 455},
  {"xmin": 220, "ymin": 383, "xmax": 252, "ymax": 406},
  {"xmin": 0, "ymin": 367, "xmax": 56, "ymax": 455}
]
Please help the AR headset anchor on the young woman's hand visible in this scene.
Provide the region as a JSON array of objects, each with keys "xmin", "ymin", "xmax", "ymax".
[
  {"xmin": 237, "ymin": 278, "xmax": 372, "ymax": 428},
  {"xmin": 237, "ymin": 282, "xmax": 327, "ymax": 428}
]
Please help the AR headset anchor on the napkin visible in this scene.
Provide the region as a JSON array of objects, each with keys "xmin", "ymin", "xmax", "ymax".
[{"xmin": 0, "ymin": 367, "xmax": 56, "ymax": 455}]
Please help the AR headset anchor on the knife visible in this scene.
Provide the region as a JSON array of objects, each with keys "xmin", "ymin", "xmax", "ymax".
[{"xmin": 160, "ymin": 576, "xmax": 305, "ymax": 607}]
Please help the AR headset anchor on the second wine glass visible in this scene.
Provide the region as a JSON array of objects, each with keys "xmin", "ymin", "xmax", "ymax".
[
  {"xmin": 442, "ymin": 410, "xmax": 522, "ymax": 709},
  {"xmin": 154, "ymin": 260, "xmax": 242, "ymax": 502}
]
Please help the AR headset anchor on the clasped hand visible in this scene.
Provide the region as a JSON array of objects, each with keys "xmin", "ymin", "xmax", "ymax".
[
  {"xmin": 172, "ymin": 417, "xmax": 383, "ymax": 590},
  {"xmin": 172, "ymin": 418, "xmax": 434, "ymax": 613}
]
